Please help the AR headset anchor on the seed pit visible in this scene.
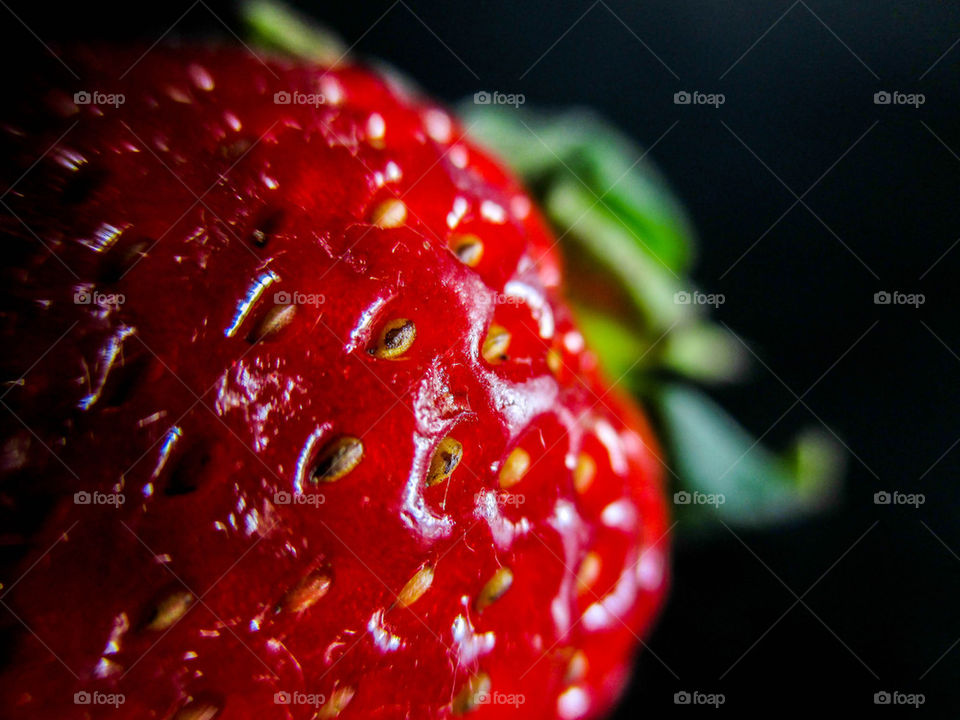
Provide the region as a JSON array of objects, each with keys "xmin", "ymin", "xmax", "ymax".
[
  {"xmin": 476, "ymin": 567, "xmax": 513, "ymax": 613},
  {"xmin": 499, "ymin": 447, "xmax": 530, "ymax": 489},
  {"xmin": 565, "ymin": 650, "xmax": 588, "ymax": 683},
  {"xmin": 100, "ymin": 238, "xmax": 150, "ymax": 284},
  {"xmin": 576, "ymin": 552, "xmax": 601, "ymax": 597},
  {"xmin": 311, "ymin": 436, "xmax": 364, "ymax": 483},
  {"xmin": 173, "ymin": 697, "xmax": 222, "ymax": 720},
  {"xmin": 449, "ymin": 234, "xmax": 484, "ymax": 267},
  {"xmin": 369, "ymin": 198, "xmax": 407, "ymax": 228},
  {"xmin": 249, "ymin": 207, "xmax": 285, "ymax": 248},
  {"xmin": 99, "ymin": 353, "xmax": 154, "ymax": 409},
  {"xmin": 426, "ymin": 437, "xmax": 463, "ymax": 486},
  {"xmin": 452, "ymin": 672, "xmax": 491, "ymax": 715},
  {"xmin": 146, "ymin": 589, "xmax": 194, "ymax": 631},
  {"xmin": 573, "ymin": 453, "xmax": 596, "ymax": 495},
  {"xmin": 482, "ymin": 324, "xmax": 511, "ymax": 364},
  {"xmin": 248, "ymin": 303, "xmax": 296, "ymax": 343},
  {"xmin": 62, "ymin": 165, "xmax": 107, "ymax": 205},
  {"xmin": 370, "ymin": 318, "xmax": 416, "ymax": 359},
  {"xmin": 278, "ymin": 567, "xmax": 332, "ymax": 614},
  {"xmin": 317, "ymin": 686, "xmax": 356, "ymax": 719},
  {"xmin": 546, "ymin": 348, "xmax": 562, "ymax": 376},
  {"xmin": 165, "ymin": 441, "xmax": 213, "ymax": 496},
  {"xmin": 397, "ymin": 565, "xmax": 434, "ymax": 607}
]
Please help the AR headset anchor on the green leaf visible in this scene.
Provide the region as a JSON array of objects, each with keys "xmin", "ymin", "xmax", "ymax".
[
  {"xmin": 544, "ymin": 179, "xmax": 693, "ymax": 332},
  {"xmin": 461, "ymin": 106, "xmax": 696, "ymax": 277},
  {"xmin": 569, "ymin": 303, "xmax": 652, "ymax": 385},
  {"xmin": 661, "ymin": 324, "xmax": 748, "ymax": 383},
  {"xmin": 653, "ymin": 384, "xmax": 843, "ymax": 531},
  {"xmin": 242, "ymin": 0, "xmax": 347, "ymax": 64}
]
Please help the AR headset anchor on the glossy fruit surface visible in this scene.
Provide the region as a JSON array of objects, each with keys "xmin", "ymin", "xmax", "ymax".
[{"xmin": 0, "ymin": 47, "xmax": 669, "ymax": 719}]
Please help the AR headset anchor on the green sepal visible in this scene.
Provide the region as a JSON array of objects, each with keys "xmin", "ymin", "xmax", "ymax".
[{"xmin": 653, "ymin": 384, "xmax": 843, "ymax": 531}]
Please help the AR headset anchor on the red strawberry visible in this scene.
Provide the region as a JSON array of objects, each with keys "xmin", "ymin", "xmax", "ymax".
[{"xmin": 0, "ymin": 46, "xmax": 669, "ymax": 720}]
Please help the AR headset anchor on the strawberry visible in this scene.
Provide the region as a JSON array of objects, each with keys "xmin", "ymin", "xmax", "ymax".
[{"xmin": 0, "ymin": 45, "xmax": 669, "ymax": 720}]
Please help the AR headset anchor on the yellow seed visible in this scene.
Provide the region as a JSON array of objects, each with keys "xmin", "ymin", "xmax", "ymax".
[
  {"xmin": 576, "ymin": 552, "xmax": 601, "ymax": 596},
  {"xmin": 475, "ymin": 567, "xmax": 513, "ymax": 613},
  {"xmin": 397, "ymin": 565, "xmax": 434, "ymax": 607},
  {"xmin": 249, "ymin": 303, "xmax": 296, "ymax": 342},
  {"xmin": 482, "ymin": 324, "xmax": 511, "ymax": 364},
  {"xmin": 312, "ymin": 437, "xmax": 364, "ymax": 483},
  {"xmin": 499, "ymin": 447, "xmax": 530, "ymax": 489},
  {"xmin": 173, "ymin": 701, "xmax": 220, "ymax": 720},
  {"xmin": 372, "ymin": 318, "xmax": 416, "ymax": 359},
  {"xmin": 279, "ymin": 568, "xmax": 332, "ymax": 614},
  {"xmin": 426, "ymin": 437, "xmax": 463, "ymax": 486},
  {"xmin": 147, "ymin": 589, "xmax": 194, "ymax": 630},
  {"xmin": 452, "ymin": 672, "xmax": 491, "ymax": 715},
  {"xmin": 317, "ymin": 686, "xmax": 356, "ymax": 719},
  {"xmin": 565, "ymin": 649, "xmax": 588, "ymax": 683},
  {"xmin": 573, "ymin": 453, "xmax": 596, "ymax": 495},
  {"xmin": 449, "ymin": 234, "xmax": 484, "ymax": 267},
  {"xmin": 546, "ymin": 348, "xmax": 562, "ymax": 375},
  {"xmin": 369, "ymin": 198, "xmax": 407, "ymax": 228}
]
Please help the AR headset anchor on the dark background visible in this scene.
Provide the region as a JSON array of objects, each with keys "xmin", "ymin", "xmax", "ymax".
[{"xmin": 2, "ymin": 0, "xmax": 958, "ymax": 716}]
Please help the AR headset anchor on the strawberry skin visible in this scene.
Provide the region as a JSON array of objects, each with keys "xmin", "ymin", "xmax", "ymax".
[{"xmin": 0, "ymin": 47, "xmax": 669, "ymax": 719}]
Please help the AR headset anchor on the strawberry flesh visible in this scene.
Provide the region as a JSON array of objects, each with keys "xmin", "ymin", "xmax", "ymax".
[{"xmin": 0, "ymin": 48, "xmax": 669, "ymax": 719}]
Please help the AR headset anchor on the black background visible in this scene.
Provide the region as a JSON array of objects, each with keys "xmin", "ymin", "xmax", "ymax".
[{"xmin": 2, "ymin": 1, "xmax": 958, "ymax": 716}]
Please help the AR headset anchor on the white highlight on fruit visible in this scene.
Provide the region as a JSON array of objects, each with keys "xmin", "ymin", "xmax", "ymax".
[
  {"xmin": 367, "ymin": 609, "xmax": 401, "ymax": 653},
  {"xmin": 79, "ymin": 324, "xmax": 136, "ymax": 411},
  {"xmin": 504, "ymin": 279, "xmax": 555, "ymax": 339},
  {"xmin": 452, "ymin": 613, "xmax": 496, "ymax": 664},
  {"xmin": 557, "ymin": 686, "xmax": 589, "ymax": 719},
  {"xmin": 480, "ymin": 200, "xmax": 507, "ymax": 224},
  {"xmin": 582, "ymin": 550, "xmax": 640, "ymax": 632},
  {"xmin": 224, "ymin": 270, "xmax": 279, "ymax": 338}
]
